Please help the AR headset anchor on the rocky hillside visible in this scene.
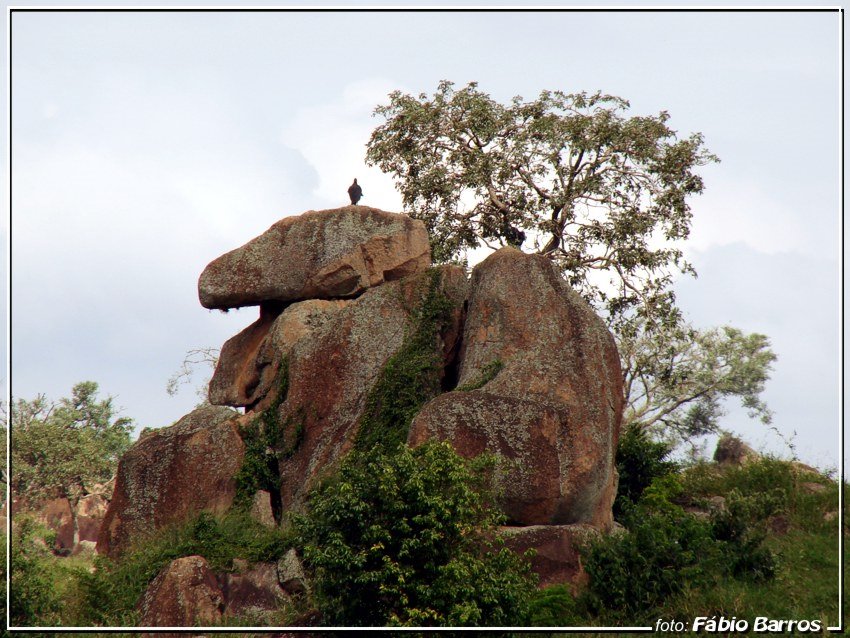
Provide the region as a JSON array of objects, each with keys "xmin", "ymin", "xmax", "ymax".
[{"xmin": 94, "ymin": 205, "xmax": 625, "ymax": 626}]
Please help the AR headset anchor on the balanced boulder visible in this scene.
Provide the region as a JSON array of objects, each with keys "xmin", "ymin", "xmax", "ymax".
[
  {"xmin": 198, "ymin": 206, "xmax": 431, "ymax": 310},
  {"xmin": 97, "ymin": 405, "xmax": 243, "ymax": 558}
]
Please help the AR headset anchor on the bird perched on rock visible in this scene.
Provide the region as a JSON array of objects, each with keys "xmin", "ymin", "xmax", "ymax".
[{"xmin": 348, "ymin": 178, "xmax": 363, "ymax": 205}]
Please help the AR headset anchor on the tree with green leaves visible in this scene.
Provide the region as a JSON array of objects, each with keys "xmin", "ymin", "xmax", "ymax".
[
  {"xmin": 11, "ymin": 381, "xmax": 134, "ymax": 547},
  {"xmin": 366, "ymin": 81, "xmax": 775, "ymax": 441},
  {"xmin": 367, "ymin": 80, "xmax": 718, "ymax": 328},
  {"xmin": 620, "ymin": 320, "xmax": 776, "ymax": 439}
]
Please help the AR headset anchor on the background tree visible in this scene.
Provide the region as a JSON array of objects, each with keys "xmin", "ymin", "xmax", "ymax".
[
  {"xmin": 367, "ymin": 81, "xmax": 775, "ymax": 441},
  {"xmin": 165, "ymin": 346, "xmax": 220, "ymax": 403},
  {"xmin": 620, "ymin": 320, "xmax": 777, "ymax": 440},
  {"xmin": 11, "ymin": 381, "xmax": 134, "ymax": 547}
]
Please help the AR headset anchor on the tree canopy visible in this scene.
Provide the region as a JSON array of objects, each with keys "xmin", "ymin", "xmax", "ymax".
[
  {"xmin": 11, "ymin": 381, "xmax": 133, "ymax": 521},
  {"xmin": 366, "ymin": 80, "xmax": 718, "ymax": 327},
  {"xmin": 620, "ymin": 321, "xmax": 776, "ymax": 439}
]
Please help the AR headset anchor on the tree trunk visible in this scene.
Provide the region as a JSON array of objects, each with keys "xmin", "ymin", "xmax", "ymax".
[{"xmin": 69, "ymin": 497, "xmax": 80, "ymax": 549}]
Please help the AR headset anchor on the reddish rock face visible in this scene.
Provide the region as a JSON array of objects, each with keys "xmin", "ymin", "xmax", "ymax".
[
  {"xmin": 219, "ymin": 562, "xmax": 288, "ymax": 617},
  {"xmin": 410, "ymin": 248, "xmax": 623, "ymax": 528},
  {"xmin": 138, "ymin": 555, "xmax": 224, "ymax": 627},
  {"xmin": 410, "ymin": 392, "xmax": 567, "ymax": 525},
  {"xmin": 209, "ymin": 299, "xmax": 350, "ymax": 409},
  {"xmin": 97, "ymin": 405, "xmax": 243, "ymax": 558},
  {"xmin": 275, "ymin": 265, "xmax": 468, "ymax": 511},
  {"xmin": 198, "ymin": 207, "xmax": 431, "ymax": 310},
  {"xmin": 500, "ymin": 524, "xmax": 600, "ymax": 589}
]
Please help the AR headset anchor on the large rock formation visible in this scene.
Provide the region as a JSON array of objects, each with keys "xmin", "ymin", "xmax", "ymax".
[
  {"xmin": 198, "ymin": 206, "xmax": 430, "ymax": 309},
  {"xmin": 102, "ymin": 207, "xmax": 625, "ymax": 599},
  {"xmin": 209, "ymin": 299, "xmax": 350, "ymax": 409},
  {"xmin": 98, "ymin": 405, "xmax": 243, "ymax": 557},
  {"xmin": 409, "ymin": 248, "xmax": 623, "ymax": 528}
]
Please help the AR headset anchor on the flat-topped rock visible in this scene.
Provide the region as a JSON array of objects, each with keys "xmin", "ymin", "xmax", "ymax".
[{"xmin": 198, "ymin": 206, "xmax": 431, "ymax": 309}]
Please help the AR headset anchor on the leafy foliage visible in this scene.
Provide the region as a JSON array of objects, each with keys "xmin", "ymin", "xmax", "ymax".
[
  {"xmin": 11, "ymin": 382, "xmax": 133, "ymax": 506},
  {"xmin": 11, "ymin": 382, "xmax": 134, "ymax": 550},
  {"xmin": 367, "ymin": 80, "xmax": 775, "ymax": 445},
  {"xmin": 710, "ymin": 489, "xmax": 781, "ymax": 581},
  {"xmin": 355, "ymin": 270, "xmax": 455, "ymax": 453},
  {"xmin": 583, "ymin": 504, "xmax": 716, "ymax": 620},
  {"xmin": 620, "ymin": 320, "xmax": 777, "ymax": 438},
  {"xmin": 367, "ymin": 80, "xmax": 717, "ymax": 328},
  {"xmin": 10, "ymin": 517, "xmax": 64, "ymax": 626},
  {"xmin": 233, "ymin": 360, "xmax": 296, "ymax": 520},
  {"xmin": 584, "ymin": 457, "xmax": 793, "ymax": 623},
  {"xmin": 294, "ymin": 441, "xmax": 537, "ymax": 627},
  {"xmin": 527, "ymin": 584, "xmax": 583, "ymax": 626},
  {"xmin": 614, "ymin": 423, "xmax": 678, "ymax": 516}
]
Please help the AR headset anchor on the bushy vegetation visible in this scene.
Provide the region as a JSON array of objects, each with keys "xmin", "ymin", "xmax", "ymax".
[
  {"xmin": 293, "ymin": 441, "xmax": 538, "ymax": 627},
  {"xmin": 10, "ymin": 517, "xmax": 66, "ymax": 626},
  {"xmin": 613, "ymin": 423, "xmax": 678, "ymax": 516},
  {"xmin": 528, "ymin": 443, "xmax": 842, "ymax": 628},
  {"xmin": 77, "ymin": 510, "xmax": 290, "ymax": 626},
  {"xmin": 233, "ymin": 359, "xmax": 294, "ymax": 519}
]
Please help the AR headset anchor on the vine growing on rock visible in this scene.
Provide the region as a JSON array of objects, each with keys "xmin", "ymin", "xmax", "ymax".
[
  {"xmin": 233, "ymin": 358, "xmax": 301, "ymax": 522},
  {"xmin": 355, "ymin": 269, "xmax": 456, "ymax": 453}
]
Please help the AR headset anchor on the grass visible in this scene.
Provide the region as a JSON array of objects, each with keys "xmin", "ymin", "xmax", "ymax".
[{"xmin": 657, "ymin": 527, "xmax": 843, "ymax": 629}]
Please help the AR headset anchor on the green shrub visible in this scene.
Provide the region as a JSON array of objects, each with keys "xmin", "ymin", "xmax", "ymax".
[
  {"xmin": 582, "ymin": 507, "xmax": 715, "ymax": 620},
  {"xmin": 78, "ymin": 510, "xmax": 291, "ymax": 626},
  {"xmin": 710, "ymin": 489, "xmax": 782, "ymax": 581},
  {"xmin": 294, "ymin": 441, "xmax": 537, "ymax": 627},
  {"xmin": 583, "ymin": 464, "xmax": 785, "ymax": 621},
  {"xmin": 10, "ymin": 517, "xmax": 64, "ymax": 626},
  {"xmin": 527, "ymin": 584, "xmax": 583, "ymax": 626},
  {"xmin": 233, "ymin": 359, "xmax": 293, "ymax": 517},
  {"xmin": 614, "ymin": 424, "xmax": 678, "ymax": 517}
]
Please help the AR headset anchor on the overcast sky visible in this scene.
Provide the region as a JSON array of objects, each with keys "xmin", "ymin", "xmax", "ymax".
[{"xmin": 5, "ymin": 7, "xmax": 843, "ymax": 470}]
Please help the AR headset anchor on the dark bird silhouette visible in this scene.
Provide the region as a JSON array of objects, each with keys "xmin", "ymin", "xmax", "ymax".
[{"xmin": 348, "ymin": 178, "xmax": 363, "ymax": 205}]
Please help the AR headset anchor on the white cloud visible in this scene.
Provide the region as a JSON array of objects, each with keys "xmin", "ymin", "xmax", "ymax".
[
  {"xmin": 686, "ymin": 175, "xmax": 837, "ymax": 261},
  {"xmin": 280, "ymin": 79, "xmax": 405, "ymax": 212}
]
